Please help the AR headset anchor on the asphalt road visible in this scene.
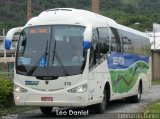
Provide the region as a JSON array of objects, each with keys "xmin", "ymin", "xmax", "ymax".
[{"xmin": 14, "ymin": 85, "xmax": 160, "ymax": 119}]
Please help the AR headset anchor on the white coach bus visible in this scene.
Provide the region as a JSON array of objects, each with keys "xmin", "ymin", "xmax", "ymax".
[{"xmin": 5, "ymin": 8, "xmax": 151, "ymax": 114}]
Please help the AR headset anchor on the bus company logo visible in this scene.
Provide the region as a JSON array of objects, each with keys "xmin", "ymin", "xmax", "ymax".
[
  {"xmin": 25, "ymin": 80, "xmax": 39, "ymax": 85},
  {"xmin": 112, "ymin": 57, "xmax": 125, "ymax": 65}
]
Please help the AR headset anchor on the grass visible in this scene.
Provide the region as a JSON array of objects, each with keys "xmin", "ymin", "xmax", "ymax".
[
  {"xmin": 143, "ymin": 80, "xmax": 160, "ymax": 115},
  {"xmin": 0, "ymin": 106, "xmax": 37, "ymax": 114},
  {"xmin": 144, "ymin": 100, "xmax": 160, "ymax": 114},
  {"xmin": 152, "ymin": 80, "xmax": 160, "ymax": 85}
]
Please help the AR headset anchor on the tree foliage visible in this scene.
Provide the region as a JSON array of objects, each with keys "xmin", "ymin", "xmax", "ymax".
[
  {"xmin": 0, "ymin": 78, "xmax": 13, "ymax": 107},
  {"xmin": 0, "ymin": 0, "xmax": 159, "ymax": 34}
]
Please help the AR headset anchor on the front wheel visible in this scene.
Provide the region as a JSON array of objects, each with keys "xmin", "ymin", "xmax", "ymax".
[
  {"xmin": 92, "ymin": 89, "xmax": 108, "ymax": 114},
  {"xmin": 40, "ymin": 107, "xmax": 53, "ymax": 114}
]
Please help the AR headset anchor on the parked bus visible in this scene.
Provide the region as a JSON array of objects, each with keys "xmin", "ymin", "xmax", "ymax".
[{"xmin": 5, "ymin": 8, "xmax": 151, "ymax": 114}]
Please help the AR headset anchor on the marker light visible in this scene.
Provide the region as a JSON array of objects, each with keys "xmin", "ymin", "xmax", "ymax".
[
  {"xmin": 14, "ymin": 84, "xmax": 28, "ymax": 93},
  {"xmin": 68, "ymin": 84, "xmax": 87, "ymax": 93}
]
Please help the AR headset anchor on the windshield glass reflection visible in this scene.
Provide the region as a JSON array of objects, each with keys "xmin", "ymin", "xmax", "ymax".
[{"xmin": 16, "ymin": 25, "xmax": 86, "ymax": 77}]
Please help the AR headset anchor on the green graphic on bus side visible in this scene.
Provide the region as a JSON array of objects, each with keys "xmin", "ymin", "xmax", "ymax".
[{"xmin": 110, "ymin": 62, "xmax": 149, "ymax": 93}]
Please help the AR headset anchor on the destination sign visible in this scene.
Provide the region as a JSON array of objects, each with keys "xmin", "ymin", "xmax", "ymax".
[{"xmin": 30, "ymin": 27, "xmax": 50, "ymax": 34}]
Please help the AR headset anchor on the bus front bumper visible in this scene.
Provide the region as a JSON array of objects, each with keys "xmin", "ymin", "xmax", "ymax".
[{"xmin": 14, "ymin": 92, "xmax": 88, "ymax": 107}]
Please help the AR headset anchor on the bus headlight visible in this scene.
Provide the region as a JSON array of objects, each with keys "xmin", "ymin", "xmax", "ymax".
[
  {"xmin": 14, "ymin": 85, "xmax": 28, "ymax": 93},
  {"xmin": 68, "ymin": 84, "xmax": 87, "ymax": 93}
]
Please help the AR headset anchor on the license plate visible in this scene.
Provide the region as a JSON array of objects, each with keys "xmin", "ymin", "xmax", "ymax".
[{"xmin": 41, "ymin": 97, "xmax": 53, "ymax": 101}]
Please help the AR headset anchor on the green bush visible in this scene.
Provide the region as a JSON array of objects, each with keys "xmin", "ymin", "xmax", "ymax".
[{"xmin": 0, "ymin": 78, "xmax": 14, "ymax": 107}]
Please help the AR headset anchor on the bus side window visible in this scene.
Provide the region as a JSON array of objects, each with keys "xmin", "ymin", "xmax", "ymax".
[
  {"xmin": 133, "ymin": 35, "xmax": 142, "ymax": 55},
  {"xmin": 97, "ymin": 28, "xmax": 110, "ymax": 55},
  {"xmin": 110, "ymin": 27, "xmax": 121, "ymax": 52},
  {"xmin": 143, "ymin": 37, "xmax": 151, "ymax": 56},
  {"xmin": 141, "ymin": 37, "xmax": 150, "ymax": 56},
  {"xmin": 89, "ymin": 29, "xmax": 99, "ymax": 69},
  {"xmin": 120, "ymin": 30, "xmax": 134, "ymax": 54},
  {"xmin": 111, "ymin": 37, "xmax": 117, "ymax": 51}
]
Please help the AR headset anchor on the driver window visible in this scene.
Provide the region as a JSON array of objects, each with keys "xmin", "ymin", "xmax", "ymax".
[
  {"xmin": 110, "ymin": 27, "xmax": 121, "ymax": 52},
  {"xmin": 89, "ymin": 29, "xmax": 99, "ymax": 70},
  {"xmin": 18, "ymin": 31, "xmax": 26, "ymax": 55}
]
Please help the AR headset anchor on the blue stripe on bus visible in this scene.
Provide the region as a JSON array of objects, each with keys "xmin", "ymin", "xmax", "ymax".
[{"xmin": 107, "ymin": 52, "xmax": 149, "ymax": 69}]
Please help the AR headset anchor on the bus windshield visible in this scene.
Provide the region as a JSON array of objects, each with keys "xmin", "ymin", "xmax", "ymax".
[{"xmin": 16, "ymin": 25, "xmax": 87, "ymax": 77}]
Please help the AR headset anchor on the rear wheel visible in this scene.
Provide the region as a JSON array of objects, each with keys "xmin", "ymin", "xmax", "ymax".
[
  {"xmin": 127, "ymin": 82, "xmax": 142, "ymax": 103},
  {"xmin": 40, "ymin": 107, "xmax": 53, "ymax": 114}
]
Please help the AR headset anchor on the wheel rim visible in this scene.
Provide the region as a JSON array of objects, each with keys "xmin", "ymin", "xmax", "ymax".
[
  {"xmin": 137, "ymin": 85, "xmax": 141, "ymax": 100},
  {"xmin": 101, "ymin": 92, "xmax": 106, "ymax": 111}
]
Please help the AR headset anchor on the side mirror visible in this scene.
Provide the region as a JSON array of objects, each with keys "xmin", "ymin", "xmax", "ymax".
[
  {"xmin": 83, "ymin": 41, "xmax": 91, "ymax": 49},
  {"xmin": 83, "ymin": 26, "xmax": 92, "ymax": 49},
  {"xmin": 5, "ymin": 39, "xmax": 12, "ymax": 50},
  {"xmin": 5, "ymin": 27, "xmax": 23, "ymax": 50}
]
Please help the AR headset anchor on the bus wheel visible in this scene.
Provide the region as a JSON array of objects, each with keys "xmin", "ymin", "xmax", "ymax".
[
  {"xmin": 128, "ymin": 82, "xmax": 142, "ymax": 103},
  {"xmin": 40, "ymin": 107, "xmax": 53, "ymax": 114},
  {"xmin": 94, "ymin": 89, "xmax": 107, "ymax": 113}
]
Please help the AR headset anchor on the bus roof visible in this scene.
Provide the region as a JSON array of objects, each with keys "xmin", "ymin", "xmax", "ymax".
[
  {"xmin": 25, "ymin": 8, "xmax": 148, "ymax": 38},
  {"xmin": 25, "ymin": 8, "xmax": 116, "ymax": 27}
]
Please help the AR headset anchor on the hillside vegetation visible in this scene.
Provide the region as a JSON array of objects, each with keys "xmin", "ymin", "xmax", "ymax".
[{"xmin": 0, "ymin": 0, "xmax": 160, "ymax": 35}]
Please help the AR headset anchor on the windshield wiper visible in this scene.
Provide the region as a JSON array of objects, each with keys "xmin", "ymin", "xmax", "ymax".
[
  {"xmin": 27, "ymin": 39, "xmax": 49, "ymax": 75},
  {"xmin": 52, "ymin": 40, "xmax": 69, "ymax": 76},
  {"xmin": 52, "ymin": 40, "xmax": 56, "ymax": 66}
]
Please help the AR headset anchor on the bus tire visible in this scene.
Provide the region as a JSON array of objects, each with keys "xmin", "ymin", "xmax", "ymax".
[
  {"xmin": 40, "ymin": 107, "xmax": 53, "ymax": 114},
  {"xmin": 128, "ymin": 82, "xmax": 142, "ymax": 103},
  {"xmin": 93, "ymin": 89, "xmax": 108, "ymax": 114}
]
